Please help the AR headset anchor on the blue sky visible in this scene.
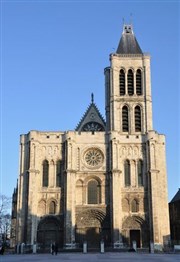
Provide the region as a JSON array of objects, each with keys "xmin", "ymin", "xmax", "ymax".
[{"xmin": 0, "ymin": 0, "xmax": 179, "ymax": 201}]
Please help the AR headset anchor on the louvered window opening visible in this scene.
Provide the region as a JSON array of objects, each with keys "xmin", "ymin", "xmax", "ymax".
[
  {"xmin": 138, "ymin": 160, "xmax": 143, "ymax": 186},
  {"xmin": 124, "ymin": 160, "xmax": 131, "ymax": 186},
  {"xmin": 135, "ymin": 106, "xmax": 141, "ymax": 132},
  {"xmin": 88, "ymin": 180, "xmax": 100, "ymax": 204},
  {"xmin": 128, "ymin": 70, "xmax": 134, "ymax": 95},
  {"xmin": 42, "ymin": 160, "xmax": 49, "ymax": 187},
  {"xmin": 136, "ymin": 69, "xmax": 142, "ymax": 95},
  {"xmin": 122, "ymin": 106, "xmax": 129, "ymax": 132},
  {"xmin": 119, "ymin": 69, "xmax": 125, "ymax": 95}
]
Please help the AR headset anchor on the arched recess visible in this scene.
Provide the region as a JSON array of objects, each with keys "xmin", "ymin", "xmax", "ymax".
[
  {"xmin": 84, "ymin": 176, "xmax": 102, "ymax": 205},
  {"xmin": 137, "ymin": 159, "xmax": 143, "ymax": 186},
  {"xmin": 127, "ymin": 69, "xmax": 134, "ymax": 95},
  {"xmin": 49, "ymin": 201, "xmax": 56, "ymax": 214},
  {"xmin": 122, "ymin": 105, "xmax": 129, "ymax": 132},
  {"xmin": 47, "ymin": 198, "xmax": 57, "ymax": 215},
  {"xmin": 56, "ymin": 160, "xmax": 63, "ymax": 187},
  {"xmin": 87, "ymin": 179, "xmax": 101, "ymax": 204},
  {"xmin": 37, "ymin": 216, "xmax": 63, "ymax": 249},
  {"xmin": 136, "ymin": 69, "xmax": 142, "ymax": 95},
  {"xmin": 122, "ymin": 198, "xmax": 129, "ymax": 212},
  {"xmin": 42, "ymin": 160, "xmax": 49, "ymax": 187},
  {"xmin": 76, "ymin": 179, "xmax": 83, "ymax": 205},
  {"xmin": 119, "ymin": 69, "xmax": 126, "ymax": 95},
  {"xmin": 38, "ymin": 200, "xmax": 46, "ymax": 216},
  {"xmin": 122, "ymin": 216, "xmax": 149, "ymax": 248},
  {"xmin": 131, "ymin": 199, "xmax": 139, "ymax": 213},
  {"xmin": 75, "ymin": 209, "xmax": 111, "ymax": 247},
  {"xmin": 124, "ymin": 160, "xmax": 131, "ymax": 186},
  {"xmin": 134, "ymin": 105, "xmax": 142, "ymax": 132}
]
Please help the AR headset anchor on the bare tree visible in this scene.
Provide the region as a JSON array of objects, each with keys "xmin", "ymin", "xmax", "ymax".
[{"xmin": 0, "ymin": 195, "xmax": 11, "ymax": 242}]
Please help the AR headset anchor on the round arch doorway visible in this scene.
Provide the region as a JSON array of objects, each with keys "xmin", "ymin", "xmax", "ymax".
[
  {"xmin": 75, "ymin": 209, "xmax": 111, "ymax": 248},
  {"xmin": 37, "ymin": 216, "xmax": 63, "ymax": 250}
]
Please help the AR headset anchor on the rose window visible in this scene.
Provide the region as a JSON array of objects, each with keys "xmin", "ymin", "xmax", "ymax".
[{"xmin": 84, "ymin": 148, "xmax": 104, "ymax": 167}]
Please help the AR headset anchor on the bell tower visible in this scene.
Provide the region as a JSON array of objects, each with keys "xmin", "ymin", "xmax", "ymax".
[
  {"xmin": 105, "ymin": 24, "xmax": 170, "ymax": 248},
  {"xmin": 105, "ymin": 24, "xmax": 153, "ymax": 134}
]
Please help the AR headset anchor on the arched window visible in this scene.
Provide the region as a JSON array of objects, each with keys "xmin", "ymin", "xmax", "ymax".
[
  {"xmin": 136, "ymin": 69, "xmax": 142, "ymax": 95},
  {"xmin": 131, "ymin": 199, "xmax": 139, "ymax": 212},
  {"xmin": 42, "ymin": 160, "xmax": 49, "ymax": 187},
  {"xmin": 49, "ymin": 201, "xmax": 56, "ymax": 214},
  {"xmin": 128, "ymin": 69, "xmax": 134, "ymax": 95},
  {"xmin": 119, "ymin": 69, "xmax": 125, "ymax": 96},
  {"xmin": 56, "ymin": 160, "xmax": 62, "ymax": 187},
  {"xmin": 88, "ymin": 179, "xmax": 100, "ymax": 204},
  {"xmin": 135, "ymin": 106, "xmax": 141, "ymax": 132},
  {"xmin": 122, "ymin": 106, "xmax": 129, "ymax": 132},
  {"xmin": 138, "ymin": 160, "xmax": 143, "ymax": 186},
  {"xmin": 124, "ymin": 160, "xmax": 131, "ymax": 186}
]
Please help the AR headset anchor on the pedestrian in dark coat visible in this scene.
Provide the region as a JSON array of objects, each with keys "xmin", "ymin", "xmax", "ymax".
[{"xmin": 55, "ymin": 242, "xmax": 58, "ymax": 255}]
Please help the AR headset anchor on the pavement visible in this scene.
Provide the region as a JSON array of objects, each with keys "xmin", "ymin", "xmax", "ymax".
[{"xmin": 1, "ymin": 252, "xmax": 180, "ymax": 262}]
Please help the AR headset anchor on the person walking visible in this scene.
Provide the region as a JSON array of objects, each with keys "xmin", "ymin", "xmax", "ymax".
[
  {"xmin": 55, "ymin": 242, "xmax": 58, "ymax": 255},
  {"xmin": 51, "ymin": 242, "xmax": 55, "ymax": 255}
]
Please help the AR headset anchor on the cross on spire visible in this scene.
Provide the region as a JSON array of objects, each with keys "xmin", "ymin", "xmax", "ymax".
[{"xmin": 91, "ymin": 93, "xmax": 94, "ymax": 103}]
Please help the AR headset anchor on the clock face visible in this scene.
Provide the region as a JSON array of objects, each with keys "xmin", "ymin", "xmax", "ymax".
[
  {"xmin": 82, "ymin": 122, "xmax": 104, "ymax": 131},
  {"xmin": 84, "ymin": 148, "xmax": 104, "ymax": 168}
]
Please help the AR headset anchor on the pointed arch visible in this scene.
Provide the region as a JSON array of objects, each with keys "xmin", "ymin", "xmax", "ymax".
[
  {"xmin": 135, "ymin": 105, "xmax": 142, "ymax": 132},
  {"xmin": 42, "ymin": 160, "xmax": 49, "ymax": 187},
  {"xmin": 136, "ymin": 69, "xmax": 142, "ymax": 95},
  {"xmin": 119, "ymin": 69, "xmax": 125, "ymax": 95},
  {"xmin": 122, "ymin": 105, "xmax": 129, "ymax": 132},
  {"xmin": 124, "ymin": 160, "xmax": 131, "ymax": 186},
  {"xmin": 128, "ymin": 69, "xmax": 134, "ymax": 95}
]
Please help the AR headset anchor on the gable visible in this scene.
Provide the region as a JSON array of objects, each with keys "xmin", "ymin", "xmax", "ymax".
[{"xmin": 76, "ymin": 99, "xmax": 106, "ymax": 132}]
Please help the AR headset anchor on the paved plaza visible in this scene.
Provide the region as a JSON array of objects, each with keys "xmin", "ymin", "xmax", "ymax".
[{"xmin": 1, "ymin": 252, "xmax": 180, "ymax": 262}]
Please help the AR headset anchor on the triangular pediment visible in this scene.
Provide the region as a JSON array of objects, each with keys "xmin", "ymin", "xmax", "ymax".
[{"xmin": 76, "ymin": 97, "xmax": 106, "ymax": 132}]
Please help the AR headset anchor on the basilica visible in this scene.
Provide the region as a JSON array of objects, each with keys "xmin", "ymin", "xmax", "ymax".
[{"xmin": 11, "ymin": 24, "xmax": 170, "ymax": 250}]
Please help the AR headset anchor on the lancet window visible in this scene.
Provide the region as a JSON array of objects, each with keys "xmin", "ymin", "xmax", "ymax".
[
  {"xmin": 119, "ymin": 69, "xmax": 125, "ymax": 95},
  {"xmin": 128, "ymin": 69, "xmax": 134, "ymax": 95},
  {"xmin": 124, "ymin": 160, "xmax": 131, "ymax": 186},
  {"xmin": 135, "ymin": 106, "xmax": 141, "ymax": 132},
  {"xmin": 42, "ymin": 160, "xmax": 49, "ymax": 187},
  {"xmin": 136, "ymin": 69, "xmax": 142, "ymax": 95},
  {"xmin": 122, "ymin": 106, "xmax": 129, "ymax": 132},
  {"xmin": 138, "ymin": 159, "xmax": 143, "ymax": 186}
]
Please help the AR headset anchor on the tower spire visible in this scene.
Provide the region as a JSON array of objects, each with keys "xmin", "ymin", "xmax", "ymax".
[{"xmin": 116, "ymin": 24, "xmax": 142, "ymax": 54}]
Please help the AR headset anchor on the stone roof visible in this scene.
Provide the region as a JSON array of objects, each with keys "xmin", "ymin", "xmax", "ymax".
[
  {"xmin": 170, "ymin": 188, "xmax": 180, "ymax": 203},
  {"xmin": 116, "ymin": 24, "xmax": 143, "ymax": 55}
]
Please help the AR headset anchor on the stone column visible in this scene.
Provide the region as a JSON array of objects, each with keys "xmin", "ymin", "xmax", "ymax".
[
  {"xmin": 112, "ymin": 170, "xmax": 122, "ymax": 245},
  {"xmin": 65, "ymin": 170, "xmax": 76, "ymax": 245}
]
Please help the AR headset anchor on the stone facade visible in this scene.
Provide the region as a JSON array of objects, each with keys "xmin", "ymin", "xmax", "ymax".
[
  {"xmin": 11, "ymin": 24, "xmax": 170, "ymax": 249},
  {"xmin": 169, "ymin": 189, "xmax": 180, "ymax": 245}
]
